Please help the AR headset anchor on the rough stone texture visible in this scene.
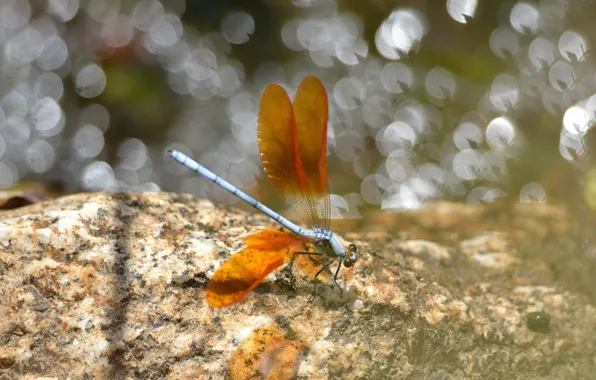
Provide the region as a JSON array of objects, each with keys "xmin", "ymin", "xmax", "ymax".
[{"xmin": 0, "ymin": 192, "xmax": 595, "ymax": 379}]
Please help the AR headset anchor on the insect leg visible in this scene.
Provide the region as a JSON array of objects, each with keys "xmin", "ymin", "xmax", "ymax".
[
  {"xmin": 332, "ymin": 259, "xmax": 344, "ymax": 298},
  {"xmin": 286, "ymin": 247, "xmax": 324, "ymax": 288},
  {"xmin": 288, "ymin": 250, "xmax": 324, "ymax": 274},
  {"xmin": 311, "ymin": 257, "xmax": 337, "ymax": 301}
]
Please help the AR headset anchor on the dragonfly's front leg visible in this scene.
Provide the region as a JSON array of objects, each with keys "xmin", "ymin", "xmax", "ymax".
[{"xmin": 311, "ymin": 257, "xmax": 340, "ymax": 301}]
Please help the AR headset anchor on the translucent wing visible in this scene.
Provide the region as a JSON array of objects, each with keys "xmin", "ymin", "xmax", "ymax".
[
  {"xmin": 293, "ymin": 76, "xmax": 330, "ymax": 229},
  {"xmin": 206, "ymin": 229, "xmax": 307, "ymax": 307},
  {"xmin": 258, "ymin": 84, "xmax": 310, "ymax": 202},
  {"xmin": 258, "ymin": 76, "xmax": 330, "ymax": 229}
]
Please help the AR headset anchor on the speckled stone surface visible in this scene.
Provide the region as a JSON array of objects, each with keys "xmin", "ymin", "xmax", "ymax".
[{"xmin": 0, "ymin": 192, "xmax": 595, "ymax": 379}]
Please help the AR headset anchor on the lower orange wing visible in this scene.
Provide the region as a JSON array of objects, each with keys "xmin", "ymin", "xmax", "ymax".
[{"xmin": 206, "ymin": 229, "xmax": 308, "ymax": 307}]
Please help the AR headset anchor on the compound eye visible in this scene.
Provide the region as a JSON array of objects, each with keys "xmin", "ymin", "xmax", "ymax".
[{"xmin": 344, "ymin": 244, "xmax": 357, "ymax": 267}]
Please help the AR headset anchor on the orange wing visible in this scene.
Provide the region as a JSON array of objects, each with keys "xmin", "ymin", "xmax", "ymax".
[
  {"xmin": 206, "ymin": 229, "xmax": 308, "ymax": 307},
  {"xmin": 258, "ymin": 76, "xmax": 330, "ymax": 228},
  {"xmin": 258, "ymin": 83, "xmax": 309, "ymax": 197},
  {"xmin": 293, "ymin": 76, "xmax": 330, "ymax": 229}
]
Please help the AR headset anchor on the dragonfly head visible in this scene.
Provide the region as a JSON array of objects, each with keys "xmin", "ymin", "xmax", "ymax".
[
  {"xmin": 328, "ymin": 235, "xmax": 357, "ymax": 267},
  {"xmin": 343, "ymin": 243, "xmax": 357, "ymax": 268}
]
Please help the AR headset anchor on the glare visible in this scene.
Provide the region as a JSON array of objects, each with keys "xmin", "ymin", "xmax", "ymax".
[
  {"xmin": 37, "ymin": 37, "xmax": 68, "ymax": 71},
  {"xmin": 559, "ymin": 31, "xmax": 588, "ymax": 62},
  {"xmin": 0, "ymin": 0, "xmax": 590, "ymax": 209},
  {"xmin": 467, "ymin": 187, "xmax": 506, "ymax": 204},
  {"xmin": 101, "ymin": 14, "xmax": 135, "ymax": 48},
  {"xmin": 542, "ymin": 87, "xmax": 566, "ymax": 115},
  {"xmin": 334, "ymin": 78, "xmax": 365, "ymax": 110},
  {"xmin": 117, "ymin": 138, "xmax": 148, "ymax": 171},
  {"xmin": 586, "ymin": 94, "xmax": 596, "ymax": 116},
  {"xmin": 381, "ymin": 62, "xmax": 414, "ymax": 93},
  {"xmin": 388, "ymin": 9, "xmax": 427, "ymax": 54},
  {"xmin": 221, "ymin": 12, "xmax": 255, "ymax": 44},
  {"xmin": 80, "ymin": 104, "xmax": 110, "ymax": 132},
  {"xmin": 48, "ymin": 0, "xmax": 79, "ymax": 22},
  {"xmin": 510, "ymin": 3, "xmax": 539, "ymax": 35},
  {"xmin": 86, "ymin": 0, "xmax": 120, "ymax": 23},
  {"xmin": 282, "ymin": 19, "xmax": 303, "ymax": 51},
  {"xmin": 377, "ymin": 121, "xmax": 418, "ymax": 155},
  {"xmin": 5, "ymin": 27, "xmax": 44, "ymax": 65},
  {"xmin": 145, "ymin": 14, "xmax": 184, "ymax": 51},
  {"xmin": 453, "ymin": 149, "xmax": 483, "ymax": 180},
  {"xmin": 453, "ymin": 122, "xmax": 483, "ymax": 150},
  {"xmin": 520, "ymin": 182, "xmax": 546, "ymax": 203},
  {"xmin": 482, "ymin": 150, "xmax": 507, "ymax": 181},
  {"xmin": 27, "ymin": 140, "xmax": 56, "ymax": 173},
  {"xmin": 82, "ymin": 161, "xmax": 115, "ymax": 190},
  {"xmin": 74, "ymin": 124, "xmax": 104, "ymax": 158},
  {"xmin": 528, "ymin": 38, "xmax": 555, "ymax": 70},
  {"xmin": 31, "ymin": 97, "xmax": 62, "ymax": 132},
  {"xmin": 0, "ymin": 136, "xmax": 6, "ymax": 160},
  {"xmin": 489, "ymin": 73, "xmax": 519, "ymax": 111},
  {"xmin": 0, "ymin": 0, "xmax": 31, "ymax": 30},
  {"xmin": 132, "ymin": 0, "xmax": 164, "ymax": 31},
  {"xmin": 563, "ymin": 106, "xmax": 591, "ymax": 135},
  {"xmin": 559, "ymin": 128, "xmax": 584, "ymax": 161},
  {"xmin": 382, "ymin": 183, "xmax": 422, "ymax": 210},
  {"xmin": 549, "ymin": 61, "xmax": 575, "ymax": 92},
  {"xmin": 160, "ymin": 42, "xmax": 189, "ymax": 73},
  {"xmin": 0, "ymin": 162, "xmax": 17, "ymax": 189},
  {"xmin": 425, "ymin": 67, "xmax": 456, "ymax": 103},
  {"xmin": 395, "ymin": 103, "xmax": 427, "ymax": 134},
  {"xmin": 486, "ymin": 117, "xmax": 517, "ymax": 150},
  {"xmin": 490, "ymin": 26, "xmax": 519, "ymax": 59},
  {"xmin": 385, "ymin": 149, "xmax": 413, "ymax": 175},
  {"xmin": 376, "ymin": 8, "xmax": 428, "ymax": 59},
  {"xmin": 2, "ymin": 91, "xmax": 27, "ymax": 117},
  {"xmin": 75, "ymin": 64, "xmax": 107, "ymax": 98},
  {"xmin": 186, "ymin": 48, "xmax": 217, "ymax": 81},
  {"xmin": 361, "ymin": 174, "xmax": 387, "ymax": 205},
  {"xmin": 42, "ymin": 78, "xmax": 67, "ymax": 105},
  {"xmin": 447, "ymin": 0, "xmax": 477, "ymax": 24},
  {"xmin": 334, "ymin": 130, "xmax": 365, "ymax": 162},
  {"xmin": 3, "ymin": 117, "xmax": 31, "ymax": 144}
]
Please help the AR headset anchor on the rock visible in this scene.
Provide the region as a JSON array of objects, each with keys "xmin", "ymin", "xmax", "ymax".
[{"xmin": 0, "ymin": 193, "xmax": 595, "ymax": 379}]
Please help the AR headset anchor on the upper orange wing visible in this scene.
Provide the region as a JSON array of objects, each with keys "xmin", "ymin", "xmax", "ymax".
[
  {"xmin": 257, "ymin": 76, "xmax": 330, "ymax": 229},
  {"xmin": 206, "ymin": 229, "xmax": 308, "ymax": 307},
  {"xmin": 293, "ymin": 76, "xmax": 330, "ymax": 229},
  {"xmin": 257, "ymin": 83, "xmax": 309, "ymax": 197}
]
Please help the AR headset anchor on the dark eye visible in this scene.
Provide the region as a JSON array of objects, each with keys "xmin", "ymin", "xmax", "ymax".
[{"xmin": 344, "ymin": 244, "xmax": 357, "ymax": 267}]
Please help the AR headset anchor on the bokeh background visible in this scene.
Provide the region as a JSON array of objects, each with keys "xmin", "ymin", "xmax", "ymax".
[{"xmin": 1, "ymin": 0, "xmax": 596, "ymax": 218}]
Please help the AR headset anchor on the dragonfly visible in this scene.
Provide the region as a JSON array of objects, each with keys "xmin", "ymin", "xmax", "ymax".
[{"xmin": 168, "ymin": 75, "xmax": 357, "ymax": 307}]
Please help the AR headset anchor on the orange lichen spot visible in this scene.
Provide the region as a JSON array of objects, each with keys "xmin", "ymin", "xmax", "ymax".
[
  {"xmin": 80, "ymin": 265, "xmax": 98, "ymax": 292},
  {"xmin": 228, "ymin": 325, "xmax": 304, "ymax": 380},
  {"xmin": 206, "ymin": 229, "xmax": 308, "ymax": 307}
]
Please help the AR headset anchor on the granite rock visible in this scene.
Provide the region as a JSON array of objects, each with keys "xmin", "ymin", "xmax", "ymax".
[{"xmin": 0, "ymin": 192, "xmax": 594, "ymax": 379}]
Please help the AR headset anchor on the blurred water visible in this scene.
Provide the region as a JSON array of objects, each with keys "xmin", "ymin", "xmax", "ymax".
[{"xmin": 0, "ymin": 0, "xmax": 594, "ymax": 217}]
